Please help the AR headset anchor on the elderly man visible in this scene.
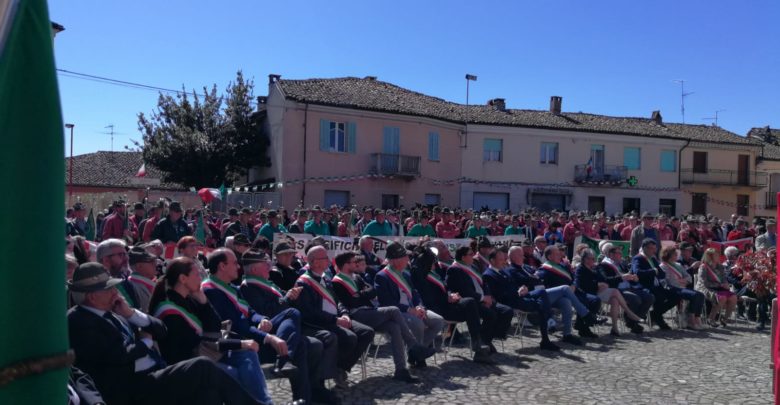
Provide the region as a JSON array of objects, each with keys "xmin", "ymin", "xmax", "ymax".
[
  {"xmin": 755, "ymin": 219, "xmax": 777, "ymax": 252},
  {"xmin": 97, "ymin": 239, "xmax": 140, "ymax": 308},
  {"xmin": 151, "ymin": 202, "xmax": 191, "ymax": 244},
  {"xmin": 331, "ymin": 251, "xmax": 434, "ymax": 382},
  {"xmin": 375, "ymin": 242, "xmax": 445, "ymax": 367},
  {"xmin": 269, "ymin": 242, "xmax": 301, "ymax": 291},
  {"xmin": 126, "ymin": 245, "xmax": 158, "ymax": 313},
  {"xmin": 238, "ymin": 250, "xmax": 329, "ymax": 404},
  {"xmin": 295, "ymin": 245, "xmax": 374, "ymax": 390},
  {"xmin": 631, "ymin": 239, "xmax": 679, "ymax": 330},
  {"xmin": 67, "ymin": 263, "xmax": 259, "ymax": 405}
]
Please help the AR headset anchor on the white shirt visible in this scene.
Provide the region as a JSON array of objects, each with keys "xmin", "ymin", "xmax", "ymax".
[{"xmin": 80, "ymin": 305, "xmax": 156, "ymax": 372}]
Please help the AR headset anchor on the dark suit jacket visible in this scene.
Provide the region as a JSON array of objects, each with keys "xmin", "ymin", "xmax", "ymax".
[
  {"xmin": 375, "ymin": 268, "xmax": 421, "ymax": 312},
  {"xmin": 67, "ymin": 306, "xmax": 166, "ymax": 405},
  {"xmin": 293, "ymin": 272, "xmax": 347, "ymax": 329},
  {"xmin": 331, "ymin": 274, "xmax": 377, "ymax": 312},
  {"xmin": 482, "ymin": 268, "xmax": 518, "ymax": 307},
  {"xmin": 506, "ymin": 263, "xmax": 542, "ymax": 289},
  {"xmin": 240, "ymin": 278, "xmax": 294, "ymax": 318},
  {"xmin": 445, "ymin": 263, "xmax": 491, "ymax": 301},
  {"xmin": 631, "ymin": 254, "xmax": 666, "ymax": 290},
  {"xmin": 574, "ymin": 265, "xmax": 607, "ymax": 296}
]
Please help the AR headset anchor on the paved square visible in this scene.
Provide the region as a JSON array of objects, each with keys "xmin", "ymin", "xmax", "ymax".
[{"xmin": 267, "ymin": 323, "xmax": 772, "ymax": 404}]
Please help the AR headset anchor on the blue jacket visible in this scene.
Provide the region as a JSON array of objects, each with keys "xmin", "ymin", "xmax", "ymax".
[
  {"xmin": 574, "ymin": 265, "xmax": 607, "ymax": 296},
  {"xmin": 630, "ymin": 254, "xmax": 665, "ymax": 290},
  {"xmin": 482, "ymin": 267, "xmax": 518, "ymax": 307},
  {"xmin": 204, "ymin": 280, "xmax": 268, "ymax": 342},
  {"xmin": 506, "ymin": 263, "xmax": 542, "ymax": 289},
  {"xmin": 445, "ymin": 262, "xmax": 491, "ymax": 301},
  {"xmin": 537, "ymin": 263, "xmax": 574, "ymax": 289},
  {"xmin": 293, "ymin": 272, "xmax": 346, "ymax": 329},
  {"xmin": 375, "ymin": 267, "xmax": 421, "ymax": 312}
]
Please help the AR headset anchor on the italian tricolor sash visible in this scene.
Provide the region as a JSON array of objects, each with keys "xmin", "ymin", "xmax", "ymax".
[
  {"xmin": 154, "ymin": 301, "xmax": 203, "ymax": 335},
  {"xmin": 702, "ymin": 263, "xmax": 724, "ymax": 284},
  {"xmin": 116, "ymin": 282, "xmax": 136, "ymax": 307},
  {"xmin": 451, "ymin": 261, "xmax": 483, "ymax": 287},
  {"xmin": 243, "ymin": 276, "xmax": 283, "ymax": 298},
  {"xmin": 332, "ymin": 273, "xmax": 359, "ymax": 296},
  {"xmin": 202, "ymin": 276, "xmax": 250, "ymax": 317},
  {"xmin": 437, "ymin": 260, "xmax": 453, "ymax": 269},
  {"xmin": 128, "ymin": 274, "xmax": 155, "ymax": 294},
  {"xmin": 426, "ymin": 271, "xmax": 446, "ymax": 293},
  {"xmin": 600, "ymin": 259, "xmax": 621, "ymax": 276},
  {"xmin": 298, "ymin": 272, "xmax": 338, "ymax": 310},
  {"xmin": 540, "ymin": 261, "xmax": 572, "ymax": 281},
  {"xmin": 660, "ymin": 262, "xmax": 687, "ymax": 280},
  {"xmin": 640, "ymin": 252, "xmax": 659, "ymax": 273},
  {"xmin": 381, "ymin": 267, "xmax": 413, "ymax": 301}
]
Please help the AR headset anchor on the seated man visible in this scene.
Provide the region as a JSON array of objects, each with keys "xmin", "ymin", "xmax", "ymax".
[
  {"xmin": 238, "ymin": 249, "xmax": 330, "ymax": 404},
  {"xmin": 483, "ymin": 248, "xmax": 559, "ymax": 351},
  {"xmin": 536, "ymin": 245, "xmax": 599, "ymax": 339},
  {"xmin": 67, "ymin": 263, "xmax": 259, "ymax": 405},
  {"xmin": 445, "ymin": 245, "xmax": 514, "ymax": 353},
  {"xmin": 375, "ymin": 242, "xmax": 445, "ymax": 367},
  {"xmin": 269, "ymin": 242, "xmax": 301, "ymax": 291},
  {"xmin": 126, "ymin": 245, "xmax": 158, "ymax": 313},
  {"xmin": 294, "ymin": 246, "xmax": 374, "ymax": 390},
  {"xmin": 596, "ymin": 243, "xmax": 654, "ymax": 334},
  {"xmin": 631, "ymin": 238, "xmax": 679, "ymax": 330},
  {"xmin": 331, "ymin": 251, "xmax": 434, "ymax": 382}
]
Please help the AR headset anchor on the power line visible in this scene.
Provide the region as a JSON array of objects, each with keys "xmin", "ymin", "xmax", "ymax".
[{"xmin": 56, "ymin": 68, "xmax": 257, "ymax": 105}]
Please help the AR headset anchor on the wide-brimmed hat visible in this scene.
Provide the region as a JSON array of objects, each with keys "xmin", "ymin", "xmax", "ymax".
[
  {"xmin": 67, "ymin": 262, "xmax": 122, "ymax": 292},
  {"xmin": 274, "ymin": 242, "xmax": 297, "ymax": 255},
  {"xmin": 242, "ymin": 250, "xmax": 271, "ymax": 266},
  {"xmin": 128, "ymin": 245, "xmax": 156, "ymax": 265},
  {"xmin": 385, "ymin": 242, "xmax": 411, "ymax": 260}
]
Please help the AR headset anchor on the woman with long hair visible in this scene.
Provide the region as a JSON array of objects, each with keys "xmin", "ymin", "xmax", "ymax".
[
  {"xmin": 149, "ymin": 257, "xmax": 272, "ymax": 404},
  {"xmin": 696, "ymin": 248, "xmax": 737, "ymax": 327}
]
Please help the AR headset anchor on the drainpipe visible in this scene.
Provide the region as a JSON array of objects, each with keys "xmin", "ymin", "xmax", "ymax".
[
  {"xmin": 678, "ymin": 140, "xmax": 690, "ymax": 189},
  {"xmin": 301, "ymin": 103, "xmax": 309, "ymax": 205}
]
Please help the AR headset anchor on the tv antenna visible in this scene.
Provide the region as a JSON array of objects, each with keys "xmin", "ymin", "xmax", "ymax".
[
  {"xmin": 672, "ymin": 80, "xmax": 694, "ymax": 123},
  {"xmin": 702, "ymin": 109, "xmax": 726, "ymax": 127},
  {"xmin": 98, "ymin": 124, "xmax": 129, "ymax": 152}
]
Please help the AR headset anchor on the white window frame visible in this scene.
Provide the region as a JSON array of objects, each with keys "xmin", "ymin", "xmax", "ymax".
[{"xmin": 329, "ymin": 122, "xmax": 346, "ymax": 152}]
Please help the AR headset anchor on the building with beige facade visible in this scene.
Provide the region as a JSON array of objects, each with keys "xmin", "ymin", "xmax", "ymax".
[
  {"xmin": 258, "ymin": 75, "xmax": 763, "ymax": 219},
  {"xmin": 749, "ymin": 126, "xmax": 780, "ymax": 218}
]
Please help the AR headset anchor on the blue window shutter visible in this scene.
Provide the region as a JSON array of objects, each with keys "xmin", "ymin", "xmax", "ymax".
[
  {"xmin": 347, "ymin": 122, "xmax": 357, "ymax": 154},
  {"xmin": 661, "ymin": 150, "xmax": 676, "ymax": 172},
  {"xmin": 624, "ymin": 147, "xmax": 640, "ymax": 170},
  {"xmin": 428, "ymin": 132, "xmax": 439, "ymax": 161},
  {"xmin": 383, "ymin": 127, "xmax": 400, "ymax": 154},
  {"xmin": 319, "ymin": 119, "xmax": 330, "ymax": 151}
]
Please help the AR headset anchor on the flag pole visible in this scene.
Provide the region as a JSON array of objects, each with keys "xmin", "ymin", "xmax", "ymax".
[{"xmin": 0, "ymin": 0, "xmax": 70, "ymax": 402}]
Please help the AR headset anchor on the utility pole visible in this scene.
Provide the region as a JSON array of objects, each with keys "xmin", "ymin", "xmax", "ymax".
[
  {"xmin": 672, "ymin": 80, "xmax": 694, "ymax": 123},
  {"xmin": 464, "ymin": 74, "xmax": 477, "ymax": 148}
]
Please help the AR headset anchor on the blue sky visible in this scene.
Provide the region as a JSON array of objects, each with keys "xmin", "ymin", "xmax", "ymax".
[{"xmin": 51, "ymin": 1, "xmax": 779, "ymax": 156}]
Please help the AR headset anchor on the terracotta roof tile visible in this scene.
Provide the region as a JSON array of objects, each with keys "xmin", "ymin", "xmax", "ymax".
[
  {"xmin": 65, "ymin": 151, "xmax": 184, "ymax": 190},
  {"xmin": 749, "ymin": 126, "xmax": 780, "ymax": 161}
]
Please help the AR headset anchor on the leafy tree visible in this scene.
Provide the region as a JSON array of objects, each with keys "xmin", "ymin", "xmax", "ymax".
[{"xmin": 137, "ymin": 71, "xmax": 269, "ymax": 187}]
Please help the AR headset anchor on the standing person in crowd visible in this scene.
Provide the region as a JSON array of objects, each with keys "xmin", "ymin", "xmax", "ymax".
[
  {"xmin": 129, "ymin": 203, "xmax": 146, "ymax": 231},
  {"xmin": 127, "ymin": 245, "xmax": 158, "ymax": 313},
  {"xmin": 354, "ymin": 208, "xmax": 373, "ymax": 236},
  {"xmin": 562, "ymin": 213, "xmax": 582, "ymax": 257},
  {"xmin": 630, "ymin": 212, "xmax": 659, "ymax": 257},
  {"xmin": 376, "ymin": 242, "xmax": 445, "ymax": 367},
  {"xmin": 755, "ymin": 219, "xmax": 777, "ymax": 252},
  {"xmin": 465, "ymin": 215, "xmax": 489, "ymax": 238},
  {"xmin": 287, "ymin": 208, "xmax": 308, "ymax": 234},
  {"xmin": 446, "ymin": 245, "xmax": 514, "ymax": 353},
  {"xmin": 304, "ymin": 206, "xmax": 331, "ymax": 235},
  {"xmin": 331, "ymin": 251, "xmax": 434, "ymax": 382},
  {"xmin": 436, "ymin": 208, "xmax": 460, "ymax": 238},
  {"xmin": 727, "ymin": 218, "xmax": 751, "ymax": 241},
  {"xmin": 140, "ymin": 205, "xmax": 160, "ymax": 243},
  {"xmin": 658, "ymin": 245, "xmax": 705, "ymax": 330},
  {"xmin": 596, "ymin": 243, "xmax": 653, "ymax": 334},
  {"xmin": 149, "ymin": 257, "xmax": 273, "ymax": 404},
  {"xmin": 102, "ymin": 200, "xmax": 137, "ymax": 242},
  {"xmin": 408, "ymin": 212, "xmax": 436, "ymax": 237},
  {"xmin": 631, "ymin": 239, "xmax": 679, "ymax": 330},
  {"xmin": 696, "ymin": 248, "xmax": 738, "ymax": 327},
  {"xmin": 503, "ymin": 215, "xmax": 523, "ymax": 236},
  {"xmin": 151, "ymin": 202, "xmax": 191, "ymax": 244},
  {"xmin": 362, "ymin": 208, "xmax": 393, "ymax": 236},
  {"xmin": 225, "ymin": 208, "xmax": 256, "ymax": 243},
  {"xmin": 257, "ymin": 210, "xmax": 288, "ymax": 242},
  {"xmin": 67, "ymin": 262, "xmax": 261, "ymax": 405},
  {"xmin": 239, "ymin": 250, "xmax": 327, "ymax": 404},
  {"xmin": 656, "ymin": 215, "xmax": 674, "ymax": 241}
]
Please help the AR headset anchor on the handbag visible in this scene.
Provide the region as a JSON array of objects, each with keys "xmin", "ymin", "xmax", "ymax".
[{"xmin": 197, "ymin": 319, "xmax": 232, "ymax": 362}]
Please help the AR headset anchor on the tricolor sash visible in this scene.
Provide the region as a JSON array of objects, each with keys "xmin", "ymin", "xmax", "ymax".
[
  {"xmin": 437, "ymin": 260, "xmax": 453, "ymax": 269},
  {"xmin": 702, "ymin": 263, "xmax": 724, "ymax": 284},
  {"xmin": 116, "ymin": 282, "xmax": 137, "ymax": 308},
  {"xmin": 154, "ymin": 301, "xmax": 203, "ymax": 335},
  {"xmin": 599, "ymin": 259, "xmax": 621, "ymax": 276},
  {"xmin": 128, "ymin": 274, "xmax": 155, "ymax": 294},
  {"xmin": 332, "ymin": 273, "xmax": 359, "ymax": 296},
  {"xmin": 451, "ymin": 261, "xmax": 483, "ymax": 287},
  {"xmin": 298, "ymin": 272, "xmax": 338, "ymax": 314},
  {"xmin": 381, "ymin": 267, "xmax": 413, "ymax": 301},
  {"xmin": 243, "ymin": 276, "xmax": 283, "ymax": 298},
  {"xmin": 540, "ymin": 261, "xmax": 572, "ymax": 281},
  {"xmin": 660, "ymin": 262, "xmax": 688, "ymax": 280},
  {"xmin": 202, "ymin": 276, "xmax": 250, "ymax": 317},
  {"xmin": 426, "ymin": 271, "xmax": 446, "ymax": 293},
  {"xmin": 639, "ymin": 252, "xmax": 660, "ymax": 273}
]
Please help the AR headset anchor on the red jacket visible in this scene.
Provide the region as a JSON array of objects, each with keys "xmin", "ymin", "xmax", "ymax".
[{"xmin": 101, "ymin": 213, "xmax": 137, "ymax": 241}]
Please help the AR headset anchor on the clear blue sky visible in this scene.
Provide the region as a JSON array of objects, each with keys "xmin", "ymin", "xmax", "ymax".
[{"xmin": 51, "ymin": 0, "xmax": 779, "ymax": 156}]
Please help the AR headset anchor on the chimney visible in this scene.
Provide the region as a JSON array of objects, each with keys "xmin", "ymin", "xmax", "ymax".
[
  {"xmin": 549, "ymin": 96, "xmax": 562, "ymax": 115},
  {"xmin": 488, "ymin": 98, "xmax": 506, "ymax": 112},
  {"xmin": 268, "ymin": 74, "xmax": 281, "ymax": 84},
  {"xmin": 364, "ymin": 76, "xmax": 377, "ymax": 81},
  {"xmin": 651, "ymin": 110, "xmax": 662, "ymax": 124}
]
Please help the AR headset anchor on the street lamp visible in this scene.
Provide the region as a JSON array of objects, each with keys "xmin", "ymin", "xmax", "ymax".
[
  {"xmin": 464, "ymin": 74, "xmax": 477, "ymax": 148},
  {"xmin": 65, "ymin": 123, "xmax": 74, "ymax": 204}
]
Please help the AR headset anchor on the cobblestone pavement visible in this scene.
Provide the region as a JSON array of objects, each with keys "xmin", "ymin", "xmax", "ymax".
[{"xmin": 267, "ymin": 321, "xmax": 773, "ymax": 404}]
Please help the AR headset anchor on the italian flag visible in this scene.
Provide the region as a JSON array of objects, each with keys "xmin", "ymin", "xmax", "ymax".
[{"xmin": 0, "ymin": 0, "xmax": 68, "ymax": 402}]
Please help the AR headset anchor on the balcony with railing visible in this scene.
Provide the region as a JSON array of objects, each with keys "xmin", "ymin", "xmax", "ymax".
[
  {"xmin": 680, "ymin": 169, "xmax": 767, "ymax": 187},
  {"xmin": 574, "ymin": 165, "xmax": 627, "ymax": 185},
  {"xmin": 370, "ymin": 153, "xmax": 421, "ymax": 178}
]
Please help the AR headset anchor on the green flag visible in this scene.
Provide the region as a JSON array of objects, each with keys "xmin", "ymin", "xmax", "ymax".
[
  {"xmin": 0, "ymin": 0, "xmax": 69, "ymax": 402},
  {"xmin": 85, "ymin": 207, "xmax": 96, "ymax": 241},
  {"xmin": 195, "ymin": 210, "xmax": 206, "ymax": 244},
  {"xmin": 580, "ymin": 234, "xmax": 630, "ymax": 258}
]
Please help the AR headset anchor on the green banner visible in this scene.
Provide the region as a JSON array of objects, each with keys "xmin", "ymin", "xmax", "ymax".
[{"xmin": 580, "ymin": 234, "xmax": 630, "ymax": 257}]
